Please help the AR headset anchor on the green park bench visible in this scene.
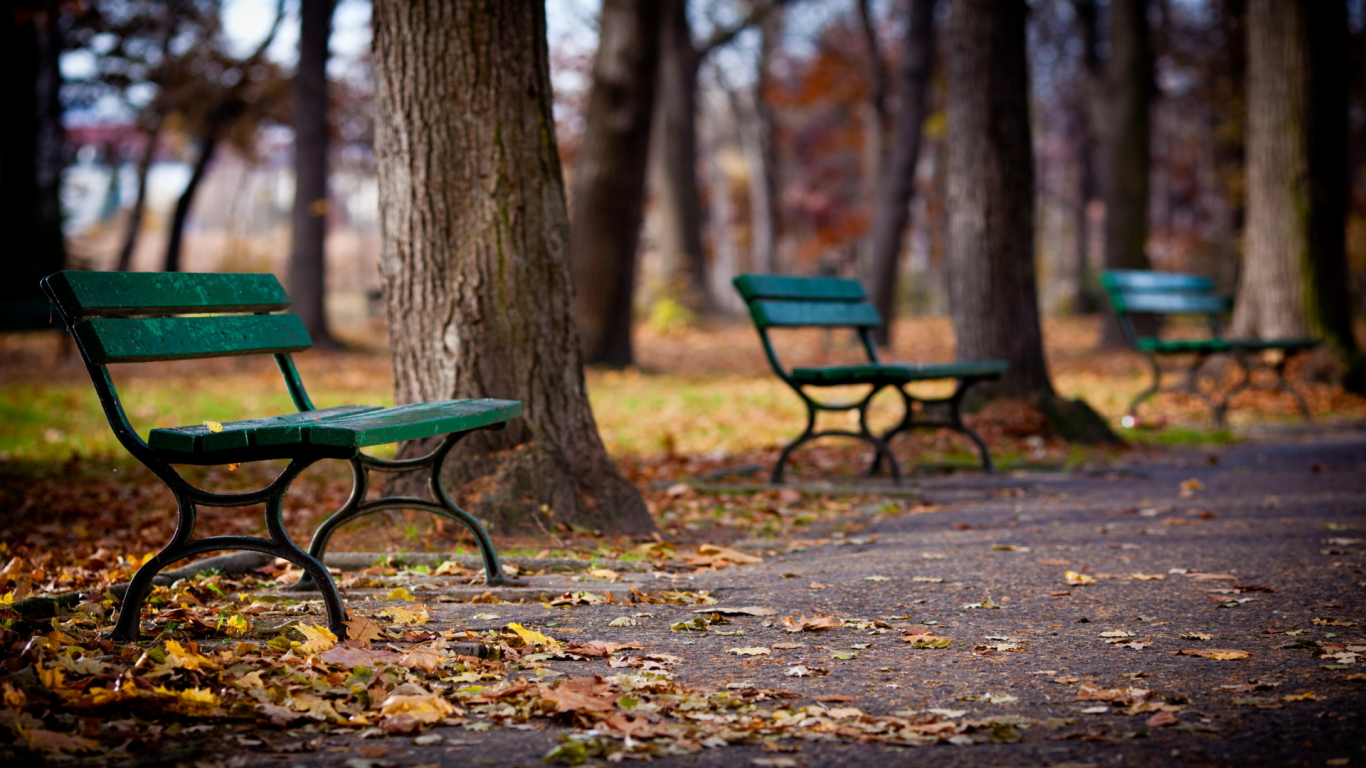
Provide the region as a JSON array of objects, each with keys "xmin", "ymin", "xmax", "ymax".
[
  {"xmin": 40, "ymin": 270, "xmax": 522, "ymax": 642},
  {"xmin": 733, "ymin": 274, "xmax": 1009, "ymax": 484},
  {"xmin": 1100, "ymin": 269, "xmax": 1319, "ymax": 427}
]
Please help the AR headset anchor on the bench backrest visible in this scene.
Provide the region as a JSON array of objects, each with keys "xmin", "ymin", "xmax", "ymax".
[
  {"xmin": 733, "ymin": 274, "xmax": 881, "ymax": 377},
  {"xmin": 733, "ymin": 274, "xmax": 881, "ymax": 328},
  {"xmin": 42, "ymin": 271, "xmax": 313, "ymax": 364},
  {"xmin": 1100, "ymin": 270, "xmax": 1232, "ymax": 316}
]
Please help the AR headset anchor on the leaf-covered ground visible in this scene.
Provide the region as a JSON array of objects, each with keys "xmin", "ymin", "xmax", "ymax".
[{"xmin": 1, "ymin": 318, "xmax": 1364, "ymax": 766}]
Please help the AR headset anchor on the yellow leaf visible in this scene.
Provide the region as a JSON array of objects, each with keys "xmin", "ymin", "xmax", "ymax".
[
  {"xmin": 385, "ymin": 587, "xmax": 416, "ymax": 602},
  {"xmin": 726, "ymin": 647, "xmax": 771, "ymax": 656},
  {"xmin": 506, "ymin": 622, "xmax": 558, "ymax": 648},
  {"xmin": 203, "ymin": 421, "xmax": 224, "ymax": 433},
  {"xmin": 226, "ymin": 462, "xmax": 241, "ymax": 471},
  {"xmin": 154, "ymin": 686, "xmax": 220, "ymax": 706},
  {"xmin": 35, "ymin": 663, "xmax": 64, "ymax": 689},
  {"xmin": 1064, "ymin": 571, "xmax": 1095, "ymax": 585},
  {"xmin": 296, "ymin": 623, "xmax": 338, "ymax": 654},
  {"xmin": 382, "ymin": 604, "xmax": 431, "ymax": 625}
]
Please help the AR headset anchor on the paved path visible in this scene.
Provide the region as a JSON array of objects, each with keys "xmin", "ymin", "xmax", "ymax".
[{"xmin": 250, "ymin": 429, "xmax": 1366, "ymax": 768}]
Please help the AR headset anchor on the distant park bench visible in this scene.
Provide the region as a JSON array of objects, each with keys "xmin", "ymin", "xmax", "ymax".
[
  {"xmin": 1100, "ymin": 269, "xmax": 1319, "ymax": 427},
  {"xmin": 733, "ymin": 274, "xmax": 1008, "ymax": 484},
  {"xmin": 41, "ymin": 270, "xmax": 522, "ymax": 642}
]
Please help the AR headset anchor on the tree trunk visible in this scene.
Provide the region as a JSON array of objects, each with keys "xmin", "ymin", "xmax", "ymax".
[
  {"xmin": 1230, "ymin": 0, "xmax": 1311, "ymax": 339},
  {"xmin": 866, "ymin": 0, "xmax": 937, "ymax": 347},
  {"xmin": 1097, "ymin": 0, "xmax": 1154, "ymax": 348},
  {"xmin": 289, "ymin": 0, "xmax": 338, "ymax": 347},
  {"xmin": 371, "ymin": 1, "xmax": 654, "ymax": 535},
  {"xmin": 1301, "ymin": 0, "xmax": 1361, "ymax": 388},
  {"xmin": 653, "ymin": 0, "xmax": 709, "ymax": 311},
  {"xmin": 944, "ymin": 0, "xmax": 1052, "ymax": 398},
  {"xmin": 1, "ymin": 0, "xmax": 66, "ymax": 320},
  {"xmin": 744, "ymin": 9, "xmax": 783, "ymax": 275},
  {"xmin": 856, "ymin": 0, "xmax": 890, "ymax": 229},
  {"xmin": 116, "ymin": 119, "xmax": 162, "ymax": 272},
  {"xmin": 571, "ymin": 0, "xmax": 663, "ymax": 369},
  {"xmin": 162, "ymin": 132, "xmax": 218, "ymax": 273},
  {"xmin": 1070, "ymin": 0, "xmax": 1101, "ymax": 314}
]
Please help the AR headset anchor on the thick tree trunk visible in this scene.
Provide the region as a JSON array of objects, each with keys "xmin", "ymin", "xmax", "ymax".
[
  {"xmin": 162, "ymin": 132, "xmax": 218, "ymax": 273},
  {"xmin": 1301, "ymin": 0, "xmax": 1361, "ymax": 385},
  {"xmin": 1097, "ymin": 0, "xmax": 1155, "ymax": 348},
  {"xmin": 571, "ymin": 0, "xmax": 663, "ymax": 369},
  {"xmin": 1, "ymin": 0, "xmax": 66, "ymax": 318},
  {"xmin": 116, "ymin": 119, "xmax": 162, "ymax": 272},
  {"xmin": 1230, "ymin": 0, "xmax": 1311, "ymax": 339},
  {"xmin": 371, "ymin": 1, "xmax": 654, "ymax": 535},
  {"xmin": 866, "ymin": 0, "xmax": 937, "ymax": 347},
  {"xmin": 289, "ymin": 0, "xmax": 338, "ymax": 347},
  {"xmin": 944, "ymin": 0, "xmax": 1052, "ymax": 399},
  {"xmin": 654, "ymin": 0, "xmax": 709, "ymax": 311}
]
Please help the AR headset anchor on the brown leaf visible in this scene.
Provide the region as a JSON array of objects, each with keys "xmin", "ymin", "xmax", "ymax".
[
  {"xmin": 539, "ymin": 678, "xmax": 617, "ymax": 713},
  {"xmin": 1175, "ymin": 649, "xmax": 1250, "ymax": 660},
  {"xmin": 320, "ymin": 645, "xmax": 405, "ymax": 668},
  {"xmin": 26, "ymin": 729, "xmax": 101, "ymax": 754},
  {"xmin": 1074, "ymin": 684, "xmax": 1151, "ymax": 704},
  {"xmin": 781, "ymin": 614, "xmax": 842, "ymax": 632},
  {"xmin": 343, "ymin": 615, "xmax": 385, "ymax": 648},
  {"xmin": 813, "ymin": 693, "xmax": 856, "ymax": 703},
  {"xmin": 1146, "ymin": 710, "xmax": 1180, "ymax": 728}
]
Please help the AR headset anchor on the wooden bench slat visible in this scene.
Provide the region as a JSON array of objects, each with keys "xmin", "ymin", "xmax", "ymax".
[
  {"xmin": 748, "ymin": 299, "xmax": 882, "ymax": 328},
  {"xmin": 1101, "ymin": 269, "xmax": 1215, "ymax": 294},
  {"xmin": 1111, "ymin": 292, "xmax": 1232, "ymax": 315},
  {"xmin": 734, "ymin": 274, "xmax": 867, "ymax": 302},
  {"xmin": 790, "ymin": 361, "xmax": 1009, "ymax": 386},
  {"xmin": 303, "ymin": 399, "xmax": 524, "ymax": 448},
  {"xmin": 73, "ymin": 315, "xmax": 313, "ymax": 364},
  {"xmin": 148, "ymin": 405, "xmax": 385, "ymax": 454},
  {"xmin": 44, "ymin": 270, "xmax": 291, "ymax": 318}
]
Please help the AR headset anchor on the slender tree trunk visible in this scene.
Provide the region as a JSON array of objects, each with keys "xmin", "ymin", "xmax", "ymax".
[
  {"xmin": 944, "ymin": 0, "xmax": 1052, "ymax": 398},
  {"xmin": 1070, "ymin": 0, "xmax": 1101, "ymax": 314},
  {"xmin": 1, "ymin": 0, "xmax": 66, "ymax": 322},
  {"xmin": 856, "ymin": 0, "xmax": 890, "ymax": 232},
  {"xmin": 745, "ymin": 10, "xmax": 782, "ymax": 275},
  {"xmin": 289, "ymin": 0, "xmax": 338, "ymax": 347},
  {"xmin": 654, "ymin": 0, "xmax": 709, "ymax": 310},
  {"xmin": 117, "ymin": 119, "xmax": 162, "ymax": 272},
  {"xmin": 867, "ymin": 0, "xmax": 937, "ymax": 347},
  {"xmin": 1301, "ymin": 0, "xmax": 1361, "ymax": 387},
  {"xmin": 1230, "ymin": 0, "xmax": 1310, "ymax": 339},
  {"xmin": 163, "ymin": 131, "xmax": 218, "ymax": 273},
  {"xmin": 1097, "ymin": 0, "xmax": 1155, "ymax": 348},
  {"xmin": 371, "ymin": 0, "xmax": 653, "ymax": 535},
  {"xmin": 571, "ymin": 0, "xmax": 663, "ymax": 369},
  {"xmin": 703, "ymin": 94, "xmax": 744, "ymax": 314}
]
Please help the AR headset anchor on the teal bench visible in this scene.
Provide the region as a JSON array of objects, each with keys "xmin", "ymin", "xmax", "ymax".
[
  {"xmin": 1101, "ymin": 269, "xmax": 1319, "ymax": 426},
  {"xmin": 733, "ymin": 274, "xmax": 1008, "ymax": 484},
  {"xmin": 41, "ymin": 270, "xmax": 522, "ymax": 641}
]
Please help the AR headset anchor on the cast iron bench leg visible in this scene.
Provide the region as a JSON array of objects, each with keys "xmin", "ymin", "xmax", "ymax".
[
  {"xmin": 771, "ymin": 386, "xmax": 902, "ymax": 486},
  {"xmin": 291, "ymin": 429, "xmax": 510, "ymax": 591},
  {"xmin": 108, "ymin": 458, "xmax": 349, "ymax": 642},
  {"xmin": 871, "ymin": 379, "xmax": 994, "ymax": 474},
  {"xmin": 1219, "ymin": 349, "xmax": 1312, "ymax": 423}
]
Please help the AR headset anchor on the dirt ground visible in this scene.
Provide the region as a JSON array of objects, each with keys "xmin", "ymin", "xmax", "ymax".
[{"xmin": 105, "ymin": 424, "xmax": 1361, "ymax": 768}]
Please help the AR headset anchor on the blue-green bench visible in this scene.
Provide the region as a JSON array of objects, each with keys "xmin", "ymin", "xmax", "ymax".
[
  {"xmin": 733, "ymin": 274, "xmax": 1008, "ymax": 484},
  {"xmin": 1101, "ymin": 269, "xmax": 1319, "ymax": 426},
  {"xmin": 41, "ymin": 270, "xmax": 522, "ymax": 641}
]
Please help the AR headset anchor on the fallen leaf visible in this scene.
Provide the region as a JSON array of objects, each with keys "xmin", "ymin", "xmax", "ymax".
[
  {"xmin": 382, "ymin": 604, "xmax": 431, "ymax": 625},
  {"xmin": 1075, "ymin": 685, "xmax": 1151, "ymax": 704},
  {"xmin": 608, "ymin": 616, "xmax": 639, "ymax": 627},
  {"xmin": 781, "ymin": 614, "xmax": 842, "ymax": 632},
  {"xmin": 696, "ymin": 606, "xmax": 777, "ymax": 617},
  {"xmin": 296, "ymin": 623, "xmax": 338, "ymax": 655},
  {"xmin": 203, "ymin": 421, "xmax": 224, "ymax": 433},
  {"xmin": 784, "ymin": 665, "xmax": 827, "ymax": 677},
  {"xmin": 1146, "ymin": 710, "xmax": 1180, "ymax": 728},
  {"xmin": 26, "ymin": 729, "xmax": 101, "ymax": 754},
  {"xmin": 385, "ymin": 587, "xmax": 417, "ymax": 601},
  {"xmin": 813, "ymin": 693, "xmax": 856, "ymax": 702},
  {"xmin": 1065, "ymin": 571, "xmax": 1095, "ymax": 585},
  {"xmin": 343, "ymin": 615, "xmax": 385, "ymax": 648},
  {"xmin": 506, "ymin": 623, "xmax": 559, "ymax": 648},
  {"xmin": 1176, "ymin": 649, "xmax": 1250, "ymax": 660},
  {"xmin": 1180, "ymin": 632, "xmax": 1214, "ymax": 641},
  {"xmin": 727, "ymin": 647, "xmax": 771, "ymax": 656}
]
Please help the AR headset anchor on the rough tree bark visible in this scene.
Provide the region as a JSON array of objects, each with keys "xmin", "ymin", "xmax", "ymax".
[
  {"xmin": 1, "ymin": 0, "xmax": 67, "ymax": 323},
  {"xmin": 1233, "ymin": 0, "xmax": 1362, "ymax": 389},
  {"xmin": 288, "ymin": 0, "xmax": 338, "ymax": 347},
  {"xmin": 571, "ymin": 0, "xmax": 663, "ymax": 369},
  {"xmin": 866, "ymin": 0, "xmax": 937, "ymax": 347},
  {"xmin": 944, "ymin": 0, "xmax": 1051, "ymax": 398},
  {"xmin": 1098, "ymin": 0, "xmax": 1155, "ymax": 348},
  {"xmin": 945, "ymin": 0, "xmax": 1115, "ymax": 443},
  {"xmin": 1230, "ymin": 0, "xmax": 1310, "ymax": 339},
  {"xmin": 744, "ymin": 9, "xmax": 783, "ymax": 275},
  {"xmin": 371, "ymin": 1, "xmax": 654, "ymax": 535}
]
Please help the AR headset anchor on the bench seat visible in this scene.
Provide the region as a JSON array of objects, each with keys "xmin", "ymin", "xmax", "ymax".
[
  {"xmin": 790, "ymin": 360, "xmax": 1010, "ymax": 387},
  {"xmin": 147, "ymin": 399, "xmax": 521, "ymax": 460},
  {"xmin": 1135, "ymin": 337, "xmax": 1319, "ymax": 354}
]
